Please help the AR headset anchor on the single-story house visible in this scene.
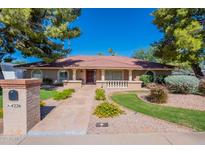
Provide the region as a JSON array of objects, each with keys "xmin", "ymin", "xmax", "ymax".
[{"xmin": 16, "ymin": 56, "xmax": 174, "ymax": 89}]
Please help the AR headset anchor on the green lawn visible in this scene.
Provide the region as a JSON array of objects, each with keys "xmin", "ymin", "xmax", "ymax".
[
  {"xmin": 0, "ymin": 89, "xmax": 57, "ymax": 118},
  {"xmin": 111, "ymin": 92, "xmax": 205, "ymax": 131},
  {"xmin": 40, "ymin": 89, "xmax": 58, "ymax": 100}
]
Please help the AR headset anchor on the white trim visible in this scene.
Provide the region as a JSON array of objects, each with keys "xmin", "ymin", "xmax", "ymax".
[
  {"xmin": 57, "ymin": 70, "xmax": 69, "ymax": 83},
  {"xmin": 31, "ymin": 69, "xmax": 43, "ymax": 79}
]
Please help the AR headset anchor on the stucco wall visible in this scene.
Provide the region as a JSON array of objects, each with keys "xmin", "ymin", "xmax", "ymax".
[
  {"xmin": 24, "ymin": 69, "xmax": 172, "ymax": 83},
  {"xmin": 132, "ymin": 70, "xmax": 172, "ymax": 81},
  {"xmin": 25, "ymin": 69, "xmax": 72, "ymax": 82}
]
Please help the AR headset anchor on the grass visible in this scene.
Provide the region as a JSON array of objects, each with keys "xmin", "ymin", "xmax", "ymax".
[
  {"xmin": 111, "ymin": 92, "xmax": 205, "ymax": 131},
  {"xmin": 40, "ymin": 89, "xmax": 58, "ymax": 100}
]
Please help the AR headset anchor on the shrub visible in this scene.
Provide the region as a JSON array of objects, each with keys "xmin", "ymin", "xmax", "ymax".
[
  {"xmin": 198, "ymin": 79, "xmax": 205, "ymax": 95},
  {"xmin": 40, "ymin": 101, "xmax": 46, "ymax": 107},
  {"xmin": 164, "ymin": 75, "xmax": 200, "ymax": 94},
  {"xmin": 53, "ymin": 82, "xmax": 63, "ymax": 87},
  {"xmin": 148, "ymin": 85, "xmax": 168, "ymax": 104},
  {"xmin": 53, "ymin": 89, "xmax": 75, "ymax": 100},
  {"xmin": 146, "ymin": 83, "xmax": 158, "ymax": 89},
  {"xmin": 155, "ymin": 75, "xmax": 166, "ymax": 84},
  {"xmin": 95, "ymin": 88, "xmax": 106, "ymax": 100},
  {"xmin": 139, "ymin": 74, "xmax": 153, "ymax": 86},
  {"xmin": 42, "ymin": 78, "xmax": 53, "ymax": 85},
  {"xmin": 93, "ymin": 102, "xmax": 124, "ymax": 118}
]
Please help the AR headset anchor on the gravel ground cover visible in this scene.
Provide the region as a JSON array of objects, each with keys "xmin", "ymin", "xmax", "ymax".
[
  {"xmin": 87, "ymin": 99, "xmax": 192, "ymax": 134},
  {"xmin": 138, "ymin": 92, "xmax": 205, "ymax": 111}
]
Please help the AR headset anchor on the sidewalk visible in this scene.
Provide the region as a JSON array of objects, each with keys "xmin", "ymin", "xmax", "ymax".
[{"xmin": 19, "ymin": 132, "xmax": 205, "ymax": 145}]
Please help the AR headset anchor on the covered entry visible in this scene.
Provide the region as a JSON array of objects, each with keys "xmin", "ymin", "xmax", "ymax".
[{"xmin": 86, "ymin": 70, "xmax": 96, "ymax": 84}]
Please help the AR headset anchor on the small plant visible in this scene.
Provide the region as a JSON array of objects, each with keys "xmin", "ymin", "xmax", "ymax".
[
  {"xmin": 95, "ymin": 88, "xmax": 106, "ymax": 100},
  {"xmin": 164, "ymin": 75, "xmax": 199, "ymax": 94},
  {"xmin": 53, "ymin": 82, "xmax": 64, "ymax": 87},
  {"xmin": 155, "ymin": 75, "xmax": 166, "ymax": 84},
  {"xmin": 148, "ymin": 85, "xmax": 168, "ymax": 104},
  {"xmin": 53, "ymin": 89, "xmax": 75, "ymax": 100},
  {"xmin": 42, "ymin": 78, "xmax": 53, "ymax": 85},
  {"xmin": 139, "ymin": 74, "xmax": 153, "ymax": 86},
  {"xmin": 40, "ymin": 101, "xmax": 46, "ymax": 107},
  {"xmin": 93, "ymin": 102, "xmax": 124, "ymax": 118},
  {"xmin": 198, "ymin": 79, "xmax": 205, "ymax": 96}
]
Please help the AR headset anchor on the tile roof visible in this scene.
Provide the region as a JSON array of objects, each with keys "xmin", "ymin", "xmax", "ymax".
[{"xmin": 16, "ymin": 56, "xmax": 174, "ymax": 70}]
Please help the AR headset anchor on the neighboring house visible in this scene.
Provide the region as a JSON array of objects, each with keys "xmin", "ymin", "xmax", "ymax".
[
  {"xmin": 0, "ymin": 63, "xmax": 24, "ymax": 79},
  {"xmin": 16, "ymin": 56, "xmax": 174, "ymax": 89}
]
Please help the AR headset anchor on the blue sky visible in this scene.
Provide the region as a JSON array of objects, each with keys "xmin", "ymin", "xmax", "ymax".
[{"xmin": 14, "ymin": 8, "xmax": 163, "ymax": 63}]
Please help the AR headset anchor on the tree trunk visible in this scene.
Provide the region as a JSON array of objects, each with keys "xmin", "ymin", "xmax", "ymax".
[{"xmin": 191, "ymin": 63, "xmax": 204, "ymax": 79}]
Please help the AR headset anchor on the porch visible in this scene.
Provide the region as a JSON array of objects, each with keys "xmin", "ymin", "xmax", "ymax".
[{"xmin": 63, "ymin": 69, "xmax": 142, "ymax": 89}]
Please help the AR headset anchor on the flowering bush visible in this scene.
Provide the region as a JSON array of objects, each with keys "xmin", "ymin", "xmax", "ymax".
[
  {"xmin": 93, "ymin": 102, "xmax": 124, "ymax": 118},
  {"xmin": 164, "ymin": 75, "xmax": 199, "ymax": 94}
]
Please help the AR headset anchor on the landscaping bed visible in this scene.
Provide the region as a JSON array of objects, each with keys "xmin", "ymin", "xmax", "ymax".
[
  {"xmin": 138, "ymin": 92, "xmax": 205, "ymax": 111},
  {"xmin": 87, "ymin": 97, "xmax": 192, "ymax": 134},
  {"xmin": 111, "ymin": 92, "xmax": 205, "ymax": 131}
]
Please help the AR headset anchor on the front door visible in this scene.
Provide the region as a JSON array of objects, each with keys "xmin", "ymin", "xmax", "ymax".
[{"xmin": 86, "ymin": 70, "xmax": 95, "ymax": 84}]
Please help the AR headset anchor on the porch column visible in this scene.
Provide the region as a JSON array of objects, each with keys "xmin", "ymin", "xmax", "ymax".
[
  {"xmin": 72, "ymin": 69, "xmax": 76, "ymax": 80},
  {"xmin": 101, "ymin": 69, "xmax": 105, "ymax": 81},
  {"xmin": 129, "ymin": 70, "xmax": 132, "ymax": 81}
]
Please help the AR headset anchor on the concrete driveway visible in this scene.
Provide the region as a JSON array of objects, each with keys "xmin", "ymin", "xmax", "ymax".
[{"xmin": 28, "ymin": 85, "xmax": 96, "ymax": 136}]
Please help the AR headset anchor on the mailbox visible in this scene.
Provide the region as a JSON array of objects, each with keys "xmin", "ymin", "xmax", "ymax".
[{"xmin": 8, "ymin": 90, "xmax": 19, "ymax": 101}]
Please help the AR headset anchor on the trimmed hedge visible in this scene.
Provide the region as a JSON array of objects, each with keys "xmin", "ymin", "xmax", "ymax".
[
  {"xmin": 164, "ymin": 75, "xmax": 200, "ymax": 94},
  {"xmin": 139, "ymin": 74, "xmax": 153, "ymax": 86},
  {"xmin": 53, "ymin": 89, "xmax": 75, "ymax": 100}
]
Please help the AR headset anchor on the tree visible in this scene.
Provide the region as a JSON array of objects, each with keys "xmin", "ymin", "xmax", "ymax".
[
  {"xmin": 0, "ymin": 9, "xmax": 81, "ymax": 63},
  {"xmin": 152, "ymin": 8, "xmax": 205, "ymax": 78},
  {"xmin": 97, "ymin": 52, "xmax": 104, "ymax": 56},
  {"xmin": 108, "ymin": 48, "xmax": 117, "ymax": 56},
  {"xmin": 132, "ymin": 48, "xmax": 160, "ymax": 62}
]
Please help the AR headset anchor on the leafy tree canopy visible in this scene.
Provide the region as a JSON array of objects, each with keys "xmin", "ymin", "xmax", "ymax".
[
  {"xmin": 132, "ymin": 48, "xmax": 160, "ymax": 62},
  {"xmin": 108, "ymin": 48, "xmax": 117, "ymax": 56},
  {"xmin": 0, "ymin": 8, "xmax": 81, "ymax": 63},
  {"xmin": 152, "ymin": 8, "xmax": 205, "ymax": 78}
]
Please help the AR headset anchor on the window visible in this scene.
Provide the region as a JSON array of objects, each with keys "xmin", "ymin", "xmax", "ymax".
[
  {"xmin": 58, "ymin": 70, "xmax": 69, "ymax": 82},
  {"xmin": 105, "ymin": 70, "xmax": 123, "ymax": 80},
  {"xmin": 31, "ymin": 70, "xmax": 42, "ymax": 79}
]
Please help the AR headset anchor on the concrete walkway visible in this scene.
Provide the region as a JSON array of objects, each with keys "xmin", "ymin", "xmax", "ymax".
[
  {"xmin": 19, "ymin": 132, "xmax": 205, "ymax": 145},
  {"xmin": 28, "ymin": 86, "xmax": 96, "ymax": 136}
]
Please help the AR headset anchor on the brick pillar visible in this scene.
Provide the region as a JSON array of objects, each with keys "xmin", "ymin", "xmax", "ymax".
[{"xmin": 0, "ymin": 79, "xmax": 41, "ymax": 135}]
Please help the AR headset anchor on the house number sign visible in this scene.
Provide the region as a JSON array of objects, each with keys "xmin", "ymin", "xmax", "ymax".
[
  {"xmin": 7, "ymin": 90, "xmax": 21, "ymax": 108},
  {"xmin": 8, "ymin": 90, "xmax": 19, "ymax": 101}
]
